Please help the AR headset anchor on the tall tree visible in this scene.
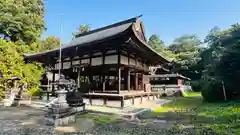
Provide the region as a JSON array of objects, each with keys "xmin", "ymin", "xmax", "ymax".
[
  {"xmin": 147, "ymin": 34, "xmax": 175, "ymax": 61},
  {"xmin": 0, "ymin": 0, "xmax": 45, "ymax": 44},
  {"xmin": 198, "ymin": 24, "xmax": 240, "ymax": 101},
  {"xmin": 168, "ymin": 35, "xmax": 202, "ymax": 71},
  {"xmin": 166, "ymin": 34, "xmax": 203, "ymax": 92},
  {"xmin": 40, "ymin": 36, "xmax": 60, "ymax": 51},
  {"xmin": 148, "ymin": 34, "xmax": 165, "ymax": 50},
  {"xmin": 0, "ymin": 0, "xmax": 46, "ymax": 100}
]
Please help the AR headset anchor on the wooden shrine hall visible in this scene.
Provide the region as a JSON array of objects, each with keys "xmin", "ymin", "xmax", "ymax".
[{"xmin": 24, "ymin": 15, "xmax": 171, "ymax": 108}]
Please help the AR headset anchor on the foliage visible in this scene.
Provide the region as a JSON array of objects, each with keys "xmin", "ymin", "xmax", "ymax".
[
  {"xmin": 78, "ymin": 24, "xmax": 90, "ymax": 33},
  {"xmin": 72, "ymin": 24, "xmax": 90, "ymax": 38},
  {"xmin": 0, "ymin": 85, "xmax": 5, "ymax": 99},
  {"xmin": 168, "ymin": 34, "xmax": 202, "ymax": 73},
  {"xmin": 0, "ymin": 0, "xmax": 45, "ymax": 44},
  {"xmin": 0, "ymin": 0, "xmax": 46, "ymax": 100},
  {"xmin": 148, "ymin": 34, "xmax": 165, "ymax": 50},
  {"xmin": 199, "ymin": 24, "xmax": 240, "ymax": 101},
  {"xmin": 147, "ymin": 34, "xmax": 176, "ymax": 60},
  {"xmin": 201, "ymin": 79, "xmax": 225, "ymax": 102},
  {"xmin": 164, "ymin": 25, "xmax": 240, "ymax": 102},
  {"xmin": 215, "ymin": 24, "xmax": 240, "ymax": 99},
  {"xmin": 40, "ymin": 36, "xmax": 60, "ymax": 51},
  {"xmin": 0, "ymin": 39, "xmax": 45, "ymax": 99}
]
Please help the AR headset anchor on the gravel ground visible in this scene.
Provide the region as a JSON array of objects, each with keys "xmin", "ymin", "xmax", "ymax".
[{"xmin": 0, "ymin": 106, "xmax": 216, "ymax": 135}]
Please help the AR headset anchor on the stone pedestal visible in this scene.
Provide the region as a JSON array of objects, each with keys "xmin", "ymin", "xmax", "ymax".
[
  {"xmin": 72, "ymin": 105, "xmax": 86, "ymax": 113},
  {"xmin": 45, "ymin": 88, "xmax": 76, "ymax": 126},
  {"xmin": 66, "ymin": 90, "xmax": 86, "ymax": 114}
]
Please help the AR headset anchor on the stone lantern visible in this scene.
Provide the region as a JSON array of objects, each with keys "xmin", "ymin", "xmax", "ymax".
[{"xmin": 45, "ymin": 75, "xmax": 75, "ymax": 126}]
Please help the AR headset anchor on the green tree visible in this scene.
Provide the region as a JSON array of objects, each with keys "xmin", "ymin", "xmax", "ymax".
[
  {"xmin": 167, "ymin": 35, "xmax": 202, "ymax": 76},
  {"xmin": 0, "ymin": 0, "xmax": 46, "ymax": 100},
  {"xmin": 72, "ymin": 24, "xmax": 90, "ymax": 38},
  {"xmin": 40, "ymin": 36, "xmax": 60, "ymax": 51},
  {"xmin": 0, "ymin": 39, "xmax": 45, "ymax": 100},
  {"xmin": 148, "ymin": 34, "xmax": 175, "ymax": 61},
  {"xmin": 199, "ymin": 24, "xmax": 240, "ymax": 101},
  {"xmin": 78, "ymin": 24, "xmax": 90, "ymax": 33},
  {"xmin": 0, "ymin": 0, "xmax": 45, "ymax": 44},
  {"xmin": 148, "ymin": 34, "xmax": 165, "ymax": 50}
]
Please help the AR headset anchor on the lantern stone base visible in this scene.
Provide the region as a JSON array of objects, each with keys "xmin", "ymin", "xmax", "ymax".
[
  {"xmin": 73, "ymin": 106, "xmax": 85, "ymax": 113},
  {"xmin": 45, "ymin": 114, "xmax": 76, "ymax": 126}
]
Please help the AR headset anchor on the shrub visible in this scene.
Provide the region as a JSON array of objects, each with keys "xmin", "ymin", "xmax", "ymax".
[
  {"xmin": 191, "ymin": 80, "xmax": 204, "ymax": 92},
  {"xmin": 27, "ymin": 87, "xmax": 41, "ymax": 97},
  {"xmin": 201, "ymin": 79, "xmax": 225, "ymax": 102}
]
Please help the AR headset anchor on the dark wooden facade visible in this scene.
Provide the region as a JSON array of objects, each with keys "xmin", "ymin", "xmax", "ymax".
[{"xmin": 24, "ymin": 16, "xmax": 170, "ymax": 107}]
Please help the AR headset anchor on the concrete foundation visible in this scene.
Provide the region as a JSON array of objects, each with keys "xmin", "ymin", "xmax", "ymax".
[{"xmin": 83, "ymin": 92, "xmax": 161, "ymax": 108}]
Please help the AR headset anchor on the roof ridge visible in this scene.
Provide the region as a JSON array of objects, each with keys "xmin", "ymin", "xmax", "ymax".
[{"xmin": 74, "ymin": 15, "xmax": 142, "ymax": 38}]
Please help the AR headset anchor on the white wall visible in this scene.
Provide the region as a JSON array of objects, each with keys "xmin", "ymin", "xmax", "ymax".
[
  {"xmin": 81, "ymin": 58, "xmax": 90, "ymax": 64},
  {"xmin": 105, "ymin": 55, "xmax": 118, "ymax": 64},
  {"xmin": 91, "ymin": 57, "xmax": 102, "ymax": 66},
  {"xmin": 120, "ymin": 55, "xmax": 128, "ymax": 65},
  {"xmin": 72, "ymin": 60, "xmax": 80, "ymax": 65},
  {"xmin": 62, "ymin": 61, "xmax": 71, "ymax": 69},
  {"xmin": 129, "ymin": 58, "xmax": 135, "ymax": 66}
]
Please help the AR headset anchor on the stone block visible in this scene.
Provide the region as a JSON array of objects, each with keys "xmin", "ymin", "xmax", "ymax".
[
  {"xmin": 83, "ymin": 98, "xmax": 90, "ymax": 105},
  {"xmin": 91, "ymin": 99, "xmax": 104, "ymax": 106},
  {"xmin": 45, "ymin": 114, "xmax": 76, "ymax": 126},
  {"xmin": 149, "ymin": 95, "xmax": 154, "ymax": 100},
  {"xmin": 135, "ymin": 97, "xmax": 141, "ymax": 104},
  {"xmin": 73, "ymin": 106, "xmax": 85, "ymax": 113},
  {"xmin": 106, "ymin": 100, "xmax": 121, "ymax": 108},
  {"xmin": 124, "ymin": 99, "xmax": 131, "ymax": 107},
  {"xmin": 142, "ymin": 96, "xmax": 147, "ymax": 102}
]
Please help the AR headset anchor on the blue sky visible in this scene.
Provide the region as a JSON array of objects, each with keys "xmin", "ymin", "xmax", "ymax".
[{"xmin": 43, "ymin": 0, "xmax": 240, "ymax": 45}]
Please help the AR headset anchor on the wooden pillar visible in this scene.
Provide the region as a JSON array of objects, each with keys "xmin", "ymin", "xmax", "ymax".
[
  {"xmin": 103, "ymin": 75, "xmax": 105, "ymax": 92},
  {"xmin": 77, "ymin": 68, "xmax": 80, "ymax": 88},
  {"xmin": 135, "ymin": 72, "xmax": 138, "ymax": 90},
  {"xmin": 128, "ymin": 69, "xmax": 130, "ymax": 91},
  {"xmin": 47, "ymin": 74, "xmax": 50, "ymax": 101},
  {"xmin": 102, "ymin": 51, "xmax": 106, "ymax": 92},
  {"xmin": 121, "ymin": 96, "xmax": 124, "ymax": 108},
  {"xmin": 51, "ymin": 72, "xmax": 55, "ymax": 95},
  {"xmin": 142, "ymin": 74, "xmax": 145, "ymax": 92},
  {"xmin": 118, "ymin": 68, "xmax": 121, "ymax": 94},
  {"xmin": 89, "ymin": 74, "xmax": 93, "ymax": 93},
  {"xmin": 88, "ymin": 62, "xmax": 93, "ymax": 93}
]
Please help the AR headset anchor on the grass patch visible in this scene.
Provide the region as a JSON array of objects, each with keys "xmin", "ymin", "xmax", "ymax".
[
  {"xmin": 77, "ymin": 113, "xmax": 118, "ymax": 124},
  {"xmin": 183, "ymin": 91, "xmax": 202, "ymax": 97},
  {"xmin": 154, "ymin": 96, "xmax": 202, "ymax": 113},
  {"xmin": 142, "ymin": 92, "xmax": 240, "ymax": 134}
]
